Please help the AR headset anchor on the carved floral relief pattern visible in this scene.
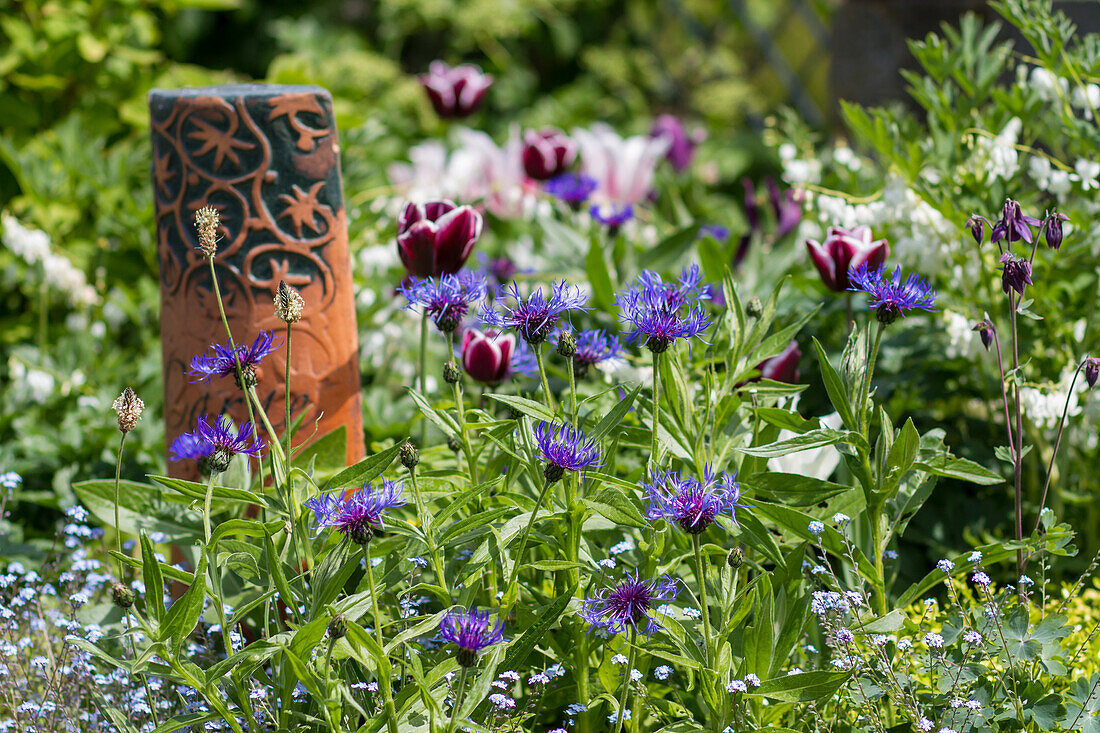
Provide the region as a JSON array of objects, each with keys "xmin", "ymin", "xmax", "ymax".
[{"xmin": 150, "ymin": 85, "xmax": 364, "ymax": 478}]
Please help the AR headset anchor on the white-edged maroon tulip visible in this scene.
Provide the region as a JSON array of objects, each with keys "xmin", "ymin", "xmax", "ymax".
[
  {"xmin": 522, "ymin": 128, "xmax": 576, "ymax": 181},
  {"xmin": 805, "ymin": 225, "xmax": 889, "ymax": 292},
  {"xmin": 397, "ymin": 200, "xmax": 483, "ymax": 278},
  {"xmin": 419, "ymin": 61, "xmax": 493, "ymax": 119}
]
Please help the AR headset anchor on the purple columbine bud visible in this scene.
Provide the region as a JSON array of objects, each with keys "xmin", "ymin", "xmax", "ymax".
[
  {"xmin": 999, "ymin": 253, "xmax": 1033, "ymax": 296},
  {"xmin": 966, "ymin": 215, "xmax": 986, "ymax": 245},
  {"xmin": 418, "ymin": 61, "xmax": 493, "ymax": 119},
  {"xmin": 1044, "ymin": 211, "xmax": 1068, "ymax": 250},
  {"xmin": 972, "ymin": 319, "xmax": 995, "ymax": 351},
  {"xmin": 1085, "ymin": 357, "xmax": 1100, "ymax": 388},
  {"xmin": 522, "ymin": 128, "xmax": 576, "ymax": 181}
]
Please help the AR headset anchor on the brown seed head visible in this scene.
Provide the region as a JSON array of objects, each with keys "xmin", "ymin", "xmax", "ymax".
[
  {"xmin": 274, "ymin": 280, "xmax": 304, "ymax": 323},
  {"xmin": 194, "ymin": 206, "xmax": 220, "ymax": 258},
  {"xmin": 112, "ymin": 387, "xmax": 145, "ymax": 433}
]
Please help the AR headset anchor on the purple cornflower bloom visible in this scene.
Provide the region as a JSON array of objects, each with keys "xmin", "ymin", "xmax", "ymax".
[
  {"xmin": 399, "ymin": 270, "xmax": 487, "ymax": 333},
  {"xmin": 306, "ymin": 478, "xmax": 405, "ymax": 544},
  {"xmin": 440, "ymin": 607, "xmax": 505, "ymax": 667},
  {"xmin": 698, "ymin": 224, "xmax": 730, "ymax": 242},
  {"xmin": 991, "ymin": 198, "xmax": 1041, "ymax": 245},
  {"xmin": 580, "ymin": 573, "xmax": 679, "ymax": 636},
  {"xmin": 999, "ymin": 253, "xmax": 1032, "ymax": 295},
  {"xmin": 545, "ymin": 173, "xmax": 598, "ymax": 208},
  {"xmin": 169, "ymin": 415, "xmax": 264, "ymax": 474},
  {"xmin": 571, "ymin": 329, "xmax": 623, "ymax": 378},
  {"xmin": 616, "ymin": 264, "xmax": 713, "ymax": 353},
  {"xmin": 481, "ymin": 280, "xmax": 590, "ymax": 345},
  {"xmin": 534, "ymin": 421, "xmax": 601, "ymax": 484},
  {"xmin": 188, "ymin": 330, "xmax": 279, "ymax": 388},
  {"xmin": 590, "ymin": 203, "xmax": 634, "ymax": 232},
  {"xmin": 847, "ymin": 263, "xmax": 937, "ymax": 325},
  {"xmin": 642, "ymin": 466, "xmax": 746, "ymax": 534}
]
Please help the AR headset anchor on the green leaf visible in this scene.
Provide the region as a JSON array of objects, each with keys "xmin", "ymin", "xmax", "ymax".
[
  {"xmin": 73, "ymin": 479, "xmax": 201, "ymax": 543},
  {"xmin": 210, "ymin": 519, "xmax": 283, "ymax": 547},
  {"xmin": 149, "ymin": 475, "xmax": 264, "ymax": 507},
  {"xmin": 583, "ymin": 487, "xmax": 645, "ymax": 528},
  {"xmin": 639, "ymin": 222, "xmax": 702, "ymax": 269},
  {"xmin": 586, "ymin": 237, "xmax": 616, "ymax": 311},
  {"xmin": 294, "ymin": 426, "xmax": 347, "ymax": 472},
  {"xmin": 322, "ymin": 443, "xmax": 401, "ymax": 493},
  {"xmin": 500, "ymin": 589, "xmax": 574, "ymax": 671},
  {"xmin": 740, "ymin": 473, "xmax": 848, "ymax": 507},
  {"xmin": 914, "ymin": 454, "xmax": 1003, "ymax": 485},
  {"xmin": 139, "ymin": 532, "xmax": 165, "ymax": 625},
  {"xmin": 749, "ymin": 670, "xmax": 851, "ymax": 703},
  {"xmin": 812, "ymin": 337, "xmax": 857, "ymax": 431},
  {"xmin": 739, "ymin": 429, "xmax": 864, "ymax": 458},
  {"xmin": 486, "ymin": 394, "xmax": 557, "ymax": 423},
  {"xmin": 161, "ymin": 550, "xmax": 207, "ymax": 654},
  {"xmin": 884, "ymin": 418, "xmax": 920, "ymax": 489},
  {"xmin": 588, "ymin": 383, "xmax": 641, "ymax": 441}
]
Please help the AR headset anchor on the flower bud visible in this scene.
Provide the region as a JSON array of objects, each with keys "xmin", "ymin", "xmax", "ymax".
[
  {"xmin": 972, "ymin": 319, "xmax": 994, "ymax": 351},
  {"xmin": 443, "ymin": 360, "xmax": 461, "ymax": 385},
  {"xmin": 522, "ymin": 128, "xmax": 576, "ymax": 181},
  {"xmin": 200, "ymin": 447, "xmax": 233, "ymax": 476},
  {"xmin": 112, "ymin": 387, "xmax": 145, "ymax": 433},
  {"xmin": 274, "ymin": 280, "xmax": 304, "ymax": 323},
  {"xmin": 446, "ymin": 435, "xmax": 462, "ymax": 453},
  {"xmin": 399, "ymin": 441, "xmax": 419, "ymax": 470},
  {"xmin": 1086, "ymin": 357, "xmax": 1100, "ymax": 389},
  {"xmin": 966, "ymin": 215, "xmax": 985, "ymax": 245},
  {"xmin": 556, "ymin": 330, "xmax": 577, "ymax": 358},
  {"xmin": 746, "ymin": 297, "xmax": 763, "ymax": 319},
  {"xmin": 728, "ymin": 547, "xmax": 744, "ymax": 569},
  {"xmin": 111, "ymin": 582, "xmax": 135, "ymax": 609},
  {"xmin": 462, "ymin": 329, "xmax": 516, "ymax": 385},
  {"xmin": 1044, "ymin": 212, "xmax": 1068, "ymax": 251},
  {"xmin": 233, "ymin": 365, "xmax": 258, "ymax": 390},
  {"xmin": 397, "ymin": 201, "xmax": 483, "ymax": 278},
  {"xmin": 999, "ymin": 253, "xmax": 1033, "ymax": 296},
  {"xmin": 328, "ymin": 613, "xmax": 347, "ymax": 640},
  {"xmin": 419, "ymin": 61, "xmax": 493, "ymax": 119}
]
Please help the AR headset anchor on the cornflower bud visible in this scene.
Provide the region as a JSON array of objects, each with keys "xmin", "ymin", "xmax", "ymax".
[
  {"xmin": 328, "ymin": 613, "xmax": 347, "ymax": 640},
  {"xmin": 556, "ymin": 330, "xmax": 577, "ymax": 358},
  {"xmin": 111, "ymin": 582, "xmax": 135, "ymax": 609},
  {"xmin": 399, "ymin": 441, "xmax": 419, "ymax": 470},
  {"xmin": 443, "ymin": 360, "xmax": 461, "ymax": 385},
  {"xmin": 746, "ymin": 297, "xmax": 763, "ymax": 319},
  {"xmin": 728, "ymin": 547, "xmax": 744, "ymax": 568}
]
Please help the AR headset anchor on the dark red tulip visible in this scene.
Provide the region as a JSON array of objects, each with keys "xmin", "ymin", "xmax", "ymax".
[
  {"xmin": 522, "ymin": 128, "xmax": 576, "ymax": 181},
  {"xmin": 805, "ymin": 225, "xmax": 889, "ymax": 292},
  {"xmin": 757, "ymin": 340, "xmax": 801, "ymax": 383},
  {"xmin": 419, "ymin": 61, "xmax": 493, "ymax": 119},
  {"xmin": 397, "ymin": 200, "xmax": 483, "ymax": 278},
  {"xmin": 462, "ymin": 328, "xmax": 515, "ymax": 385}
]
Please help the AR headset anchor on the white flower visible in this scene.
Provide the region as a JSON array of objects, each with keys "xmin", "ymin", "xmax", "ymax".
[
  {"xmin": 943, "ymin": 310, "xmax": 980, "ymax": 360},
  {"xmin": 1074, "ymin": 159, "xmax": 1100, "ymax": 191},
  {"xmin": 1029, "ymin": 67, "xmax": 1065, "ymax": 102},
  {"xmin": 453, "ymin": 126, "xmax": 537, "ymax": 220},
  {"xmin": 2, "ymin": 214, "xmax": 51, "ymax": 264},
  {"xmin": 572, "ymin": 123, "xmax": 670, "ymax": 206}
]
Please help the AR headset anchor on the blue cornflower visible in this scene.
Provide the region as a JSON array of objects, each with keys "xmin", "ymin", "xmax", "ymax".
[
  {"xmin": 305, "ymin": 478, "xmax": 405, "ymax": 544},
  {"xmin": 616, "ymin": 265, "xmax": 713, "ymax": 353},
  {"xmin": 399, "ymin": 270, "xmax": 487, "ymax": 333},
  {"xmin": 545, "ymin": 173, "xmax": 598, "ymax": 208},
  {"xmin": 590, "ymin": 203, "xmax": 634, "ymax": 231},
  {"xmin": 642, "ymin": 466, "xmax": 746, "ymax": 534},
  {"xmin": 188, "ymin": 330, "xmax": 280, "ymax": 388},
  {"xmin": 481, "ymin": 280, "xmax": 590, "ymax": 345},
  {"xmin": 579, "ymin": 573, "xmax": 679, "ymax": 636},
  {"xmin": 570, "ymin": 329, "xmax": 623, "ymax": 378},
  {"xmin": 439, "ymin": 607, "xmax": 505, "ymax": 667},
  {"xmin": 169, "ymin": 415, "xmax": 264, "ymax": 474},
  {"xmin": 534, "ymin": 421, "xmax": 601, "ymax": 484},
  {"xmin": 847, "ymin": 263, "xmax": 937, "ymax": 325}
]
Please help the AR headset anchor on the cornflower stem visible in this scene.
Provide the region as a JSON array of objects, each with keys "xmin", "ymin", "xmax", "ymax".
[
  {"xmin": 566, "ymin": 482, "xmax": 590, "ymax": 733},
  {"xmin": 613, "ymin": 627, "xmax": 638, "ymax": 733},
  {"xmin": 203, "ymin": 474, "xmax": 235, "ymax": 657},
  {"xmin": 534, "ymin": 344, "xmax": 555, "ymax": 412},
  {"xmin": 691, "ymin": 534, "xmax": 714, "ymax": 666},
  {"xmin": 567, "ymin": 357, "xmax": 579, "ymax": 429},
  {"xmin": 447, "ymin": 667, "xmax": 469, "ymax": 733},
  {"xmin": 1009, "ymin": 292, "xmax": 1025, "ymax": 586},
  {"xmin": 1031, "ymin": 358, "xmax": 1086, "ymax": 537},
  {"xmin": 113, "ymin": 432, "xmax": 127, "ymax": 575},
  {"xmin": 124, "ymin": 613, "xmax": 160, "ymax": 728},
  {"xmin": 858, "ymin": 322, "xmax": 885, "ymax": 436},
  {"xmin": 419, "ymin": 313, "xmax": 429, "ymax": 446},
  {"xmin": 870, "ymin": 516, "xmax": 887, "ymax": 616},
  {"xmin": 363, "ymin": 543, "xmax": 400, "ymax": 733},
  {"xmin": 447, "ymin": 333, "xmax": 479, "ymax": 487},
  {"xmin": 408, "ymin": 466, "xmax": 449, "ymax": 599},
  {"xmin": 650, "ymin": 350, "xmax": 662, "ymax": 468},
  {"xmin": 505, "ymin": 477, "xmax": 556, "ymax": 609}
]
